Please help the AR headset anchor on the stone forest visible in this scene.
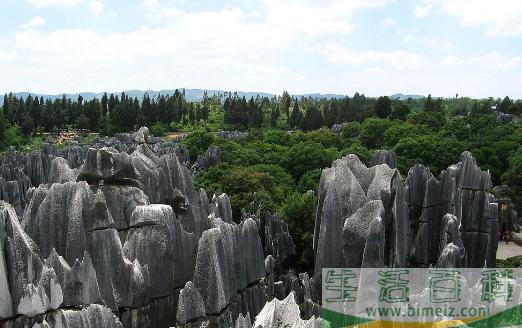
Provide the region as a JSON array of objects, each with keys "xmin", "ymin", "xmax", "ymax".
[{"xmin": 0, "ymin": 125, "xmax": 518, "ymax": 327}]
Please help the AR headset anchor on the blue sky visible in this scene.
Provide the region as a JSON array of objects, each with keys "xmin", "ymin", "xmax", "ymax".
[{"xmin": 1, "ymin": 0, "xmax": 522, "ymax": 97}]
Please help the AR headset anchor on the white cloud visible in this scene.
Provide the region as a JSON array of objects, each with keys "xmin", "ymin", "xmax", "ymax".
[
  {"xmin": 28, "ymin": 0, "xmax": 102, "ymax": 16},
  {"xmin": 313, "ymin": 42, "xmax": 427, "ymax": 68},
  {"xmin": 381, "ymin": 17, "xmax": 395, "ymax": 27},
  {"xmin": 90, "ymin": 0, "xmax": 103, "ymax": 16},
  {"xmin": 27, "ymin": 0, "xmax": 83, "ymax": 7},
  {"xmin": 20, "ymin": 17, "xmax": 47, "ymax": 29},
  {"xmin": 415, "ymin": 4, "xmax": 432, "ymax": 17},
  {"xmin": 402, "ymin": 34, "xmax": 415, "ymax": 43},
  {"xmin": 419, "ymin": 36, "xmax": 451, "ymax": 49},
  {"xmin": 418, "ymin": 0, "xmax": 522, "ymax": 36},
  {"xmin": 143, "ymin": 0, "xmax": 159, "ymax": 8},
  {"xmin": 253, "ymin": 0, "xmax": 394, "ymax": 37}
]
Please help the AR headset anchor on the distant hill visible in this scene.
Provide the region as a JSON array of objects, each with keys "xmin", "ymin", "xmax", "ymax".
[
  {"xmin": 389, "ymin": 93, "xmax": 425, "ymax": 100},
  {"xmin": 0, "ymin": 89, "xmax": 423, "ymax": 105}
]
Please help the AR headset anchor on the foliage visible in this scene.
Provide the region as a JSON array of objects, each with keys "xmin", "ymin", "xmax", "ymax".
[
  {"xmin": 389, "ymin": 103, "xmax": 410, "ymax": 121},
  {"xmin": 283, "ymin": 141, "xmax": 339, "ymax": 179},
  {"xmin": 497, "ymin": 256, "xmax": 522, "ymax": 268},
  {"xmin": 341, "ymin": 122, "xmax": 361, "ymax": 139},
  {"xmin": 150, "ymin": 122, "xmax": 167, "ymax": 137},
  {"xmin": 375, "ymin": 96, "xmax": 392, "ymax": 119},
  {"xmin": 359, "ymin": 118, "xmax": 397, "ymax": 149},
  {"xmin": 406, "ymin": 111, "xmax": 446, "ymax": 132},
  {"xmin": 180, "ymin": 129, "xmax": 217, "ymax": 161},
  {"xmin": 394, "ymin": 134, "xmax": 465, "ymax": 174},
  {"xmin": 281, "ymin": 191, "xmax": 316, "ymax": 269}
]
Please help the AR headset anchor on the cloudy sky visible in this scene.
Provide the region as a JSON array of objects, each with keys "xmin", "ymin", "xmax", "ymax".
[{"xmin": 1, "ymin": 0, "xmax": 521, "ymax": 97}]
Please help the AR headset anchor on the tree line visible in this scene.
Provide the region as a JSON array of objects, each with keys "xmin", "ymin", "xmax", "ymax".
[{"xmin": 0, "ymin": 89, "xmax": 212, "ymax": 137}]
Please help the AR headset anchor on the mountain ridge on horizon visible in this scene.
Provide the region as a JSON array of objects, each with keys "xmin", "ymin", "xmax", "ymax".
[{"xmin": 0, "ymin": 89, "xmax": 425, "ymax": 105}]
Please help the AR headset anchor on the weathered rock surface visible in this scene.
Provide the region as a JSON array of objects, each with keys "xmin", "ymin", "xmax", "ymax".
[
  {"xmin": 77, "ymin": 147, "xmax": 140, "ymax": 186},
  {"xmin": 176, "ymin": 281, "xmax": 206, "ymax": 325},
  {"xmin": 253, "ymin": 292, "xmax": 322, "ymax": 328},
  {"xmin": 313, "ymin": 151, "xmax": 500, "ymax": 301},
  {"xmin": 48, "ymin": 157, "xmax": 77, "ymax": 184},
  {"xmin": 192, "ymin": 215, "xmax": 265, "ymax": 315},
  {"xmin": 260, "ymin": 212, "xmax": 295, "ymax": 266},
  {"xmin": 191, "ymin": 145, "xmax": 221, "ymax": 173},
  {"xmin": 216, "ymin": 130, "xmax": 248, "ymax": 140},
  {"xmin": 123, "ymin": 204, "xmax": 197, "ymax": 296},
  {"xmin": 371, "ymin": 149, "xmax": 397, "ymax": 169}
]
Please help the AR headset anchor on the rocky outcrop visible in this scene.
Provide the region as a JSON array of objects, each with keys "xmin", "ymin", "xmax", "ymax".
[
  {"xmin": 331, "ymin": 122, "xmax": 348, "ymax": 134},
  {"xmin": 216, "ymin": 130, "xmax": 248, "ymax": 140},
  {"xmin": 260, "ymin": 213, "xmax": 295, "ymax": 266},
  {"xmin": 1, "ymin": 127, "xmax": 280, "ymax": 328},
  {"xmin": 77, "ymin": 147, "xmax": 140, "ymax": 186},
  {"xmin": 48, "ymin": 157, "xmax": 77, "ymax": 184},
  {"xmin": 176, "ymin": 281, "xmax": 206, "ymax": 325},
  {"xmin": 313, "ymin": 151, "xmax": 500, "ymax": 301},
  {"xmin": 313, "ymin": 155, "xmax": 400, "ymax": 298},
  {"xmin": 1, "ymin": 201, "xmax": 63, "ymax": 319},
  {"xmin": 192, "ymin": 215, "xmax": 265, "ymax": 315},
  {"xmin": 253, "ymin": 292, "xmax": 322, "ymax": 328},
  {"xmin": 1, "ymin": 126, "xmax": 505, "ymax": 328},
  {"xmin": 371, "ymin": 149, "xmax": 397, "ymax": 169},
  {"xmin": 191, "ymin": 145, "xmax": 221, "ymax": 173}
]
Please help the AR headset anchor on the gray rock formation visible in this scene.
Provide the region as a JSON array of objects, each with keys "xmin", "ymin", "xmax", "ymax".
[
  {"xmin": 176, "ymin": 281, "xmax": 206, "ymax": 325},
  {"xmin": 0, "ymin": 201, "xmax": 63, "ymax": 319},
  {"xmin": 331, "ymin": 122, "xmax": 347, "ymax": 134},
  {"xmin": 192, "ymin": 214, "xmax": 265, "ymax": 315},
  {"xmin": 235, "ymin": 313, "xmax": 252, "ymax": 328},
  {"xmin": 211, "ymin": 193, "xmax": 233, "ymax": 224},
  {"xmin": 313, "ymin": 151, "xmax": 500, "ymax": 301},
  {"xmin": 371, "ymin": 149, "xmax": 397, "ymax": 169},
  {"xmin": 133, "ymin": 127, "xmax": 150, "ymax": 144},
  {"xmin": 253, "ymin": 292, "xmax": 322, "ymax": 328},
  {"xmin": 191, "ymin": 145, "xmax": 221, "ymax": 173},
  {"xmin": 216, "ymin": 130, "xmax": 248, "ymax": 140},
  {"xmin": 123, "ymin": 204, "xmax": 197, "ymax": 296},
  {"xmin": 260, "ymin": 212, "xmax": 295, "ymax": 266},
  {"xmin": 48, "ymin": 157, "xmax": 77, "ymax": 184},
  {"xmin": 77, "ymin": 147, "xmax": 140, "ymax": 186}
]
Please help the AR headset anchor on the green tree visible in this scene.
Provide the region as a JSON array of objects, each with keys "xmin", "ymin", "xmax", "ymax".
[
  {"xmin": 150, "ymin": 122, "xmax": 166, "ymax": 137},
  {"xmin": 498, "ymin": 96, "xmax": 512, "ymax": 113},
  {"xmin": 181, "ymin": 130, "xmax": 217, "ymax": 161},
  {"xmin": 383, "ymin": 122, "xmax": 432, "ymax": 147},
  {"xmin": 281, "ymin": 191, "xmax": 316, "ymax": 270},
  {"xmin": 341, "ymin": 122, "xmax": 361, "ymax": 139},
  {"xmin": 270, "ymin": 106, "xmax": 280, "ymax": 127},
  {"xmin": 375, "ymin": 96, "xmax": 392, "ymax": 119},
  {"xmin": 299, "ymin": 105, "xmax": 323, "ymax": 131},
  {"xmin": 406, "ymin": 111, "xmax": 446, "ymax": 132},
  {"xmin": 390, "ymin": 103, "xmax": 411, "ymax": 121},
  {"xmin": 289, "ymin": 99, "xmax": 301, "ymax": 129},
  {"xmin": 283, "ymin": 141, "xmax": 338, "ymax": 179},
  {"xmin": 394, "ymin": 134, "xmax": 464, "ymax": 174},
  {"xmin": 19, "ymin": 110, "xmax": 34, "ymax": 136},
  {"xmin": 76, "ymin": 113, "xmax": 90, "ymax": 129},
  {"xmin": 0, "ymin": 108, "xmax": 7, "ymax": 144},
  {"xmin": 359, "ymin": 118, "xmax": 396, "ymax": 149}
]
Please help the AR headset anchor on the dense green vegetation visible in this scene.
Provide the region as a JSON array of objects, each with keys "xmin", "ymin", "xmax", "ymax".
[
  {"xmin": 497, "ymin": 256, "xmax": 522, "ymax": 268},
  {"xmin": 1, "ymin": 90, "xmax": 521, "ymax": 271}
]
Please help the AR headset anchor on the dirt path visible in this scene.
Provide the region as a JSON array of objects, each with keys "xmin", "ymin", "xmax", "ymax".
[
  {"xmin": 165, "ymin": 132, "xmax": 188, "ymax": 141},
  {"xmin": 497, "ymin": 232, "xmax": 522, "ymax": 259}
]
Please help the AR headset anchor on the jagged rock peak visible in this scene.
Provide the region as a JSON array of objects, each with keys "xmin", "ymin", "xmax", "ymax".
[
  {"xmin": 371, "ymin": 149, "xmax": 397, "ymax": 169},
  {"xmin": 253, "ymin": 292, "xmax": 322, "ymax": 328}
]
